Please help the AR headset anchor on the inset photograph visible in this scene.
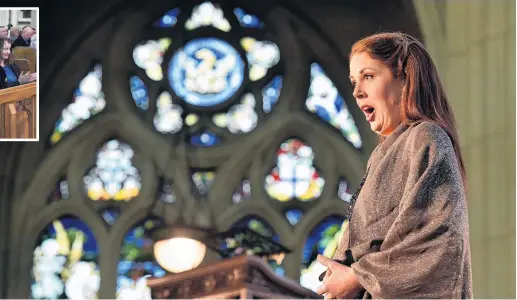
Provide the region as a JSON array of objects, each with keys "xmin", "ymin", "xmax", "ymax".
[{"xmin": 0, "ymin": 8, "xmax": 38, "ymax": 140}]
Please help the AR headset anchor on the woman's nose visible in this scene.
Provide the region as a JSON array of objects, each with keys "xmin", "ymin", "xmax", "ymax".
[{"xmin": 353, "ymin": 84, "xmax": 365, "ymax": 99}]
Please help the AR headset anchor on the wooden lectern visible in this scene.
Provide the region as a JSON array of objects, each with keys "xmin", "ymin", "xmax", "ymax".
[{"xmin": 148, "ymin": 255, "xmax": 321, "ymax": 299}]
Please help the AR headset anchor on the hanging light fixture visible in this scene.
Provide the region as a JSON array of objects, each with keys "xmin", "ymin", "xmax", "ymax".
[
  {"xmin": 151, "ymin": 131, "xmax": 291, "ymax": 273},
  {"xmin": 152, "ymin": 227, "xmax": 210, "ymax": 273}
]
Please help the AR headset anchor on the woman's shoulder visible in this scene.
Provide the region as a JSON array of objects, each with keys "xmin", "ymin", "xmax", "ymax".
[{"xmin": 403, "ymin": 121, "xmax": 455, "ymax": 157}]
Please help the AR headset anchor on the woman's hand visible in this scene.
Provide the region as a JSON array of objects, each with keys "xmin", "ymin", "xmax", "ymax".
[
  {"xmin": 18, "ymin": 71, "xmax": 36, "ymax": 84},
  {"xmin": 316, "ymin": 255, "xmax": 363, "ymax": 299}
]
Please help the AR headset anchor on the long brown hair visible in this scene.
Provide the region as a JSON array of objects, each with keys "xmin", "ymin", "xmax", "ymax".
[
  {"xmin": 0, "ymin": 38, "xmax": 12, "ymax": 65},
  {"xmin": 350, "ymin": 32, "xmax": 467, "ymax": 189}
]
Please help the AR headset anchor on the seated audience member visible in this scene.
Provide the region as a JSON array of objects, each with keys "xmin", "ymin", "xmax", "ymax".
[
  {"xmin": 12, "ymin": 26, "xmax": 34, "ymax": 49},
  {"xmin": 0, "ymin": 26, "xmax": 7, "ymax": 39},
  {"xmin": 0, "ymin": 38, "xmax": 36, "ymax": 89},
  {"xmin": 8, "ymin": 25, "xmax": 19, "ymax": 43},
  {"xmin": 30, "ymin": 34, "xmax": 37, "ymax": 49}
]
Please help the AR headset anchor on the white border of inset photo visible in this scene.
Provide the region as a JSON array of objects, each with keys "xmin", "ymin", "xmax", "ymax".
[{"xmin": 0, "ymin": 7, "xmax": 39, "ymax": 142}]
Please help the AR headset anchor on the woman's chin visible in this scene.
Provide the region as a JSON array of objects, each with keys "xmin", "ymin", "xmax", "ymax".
[{"xmin": 369, "ymin": 122, "xmax": 382, "ymax": 134}]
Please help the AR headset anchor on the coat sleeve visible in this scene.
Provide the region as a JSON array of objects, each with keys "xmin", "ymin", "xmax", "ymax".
[{"xmin": 350, "ymin": 123, "xmax": 471, "ymax": 299}]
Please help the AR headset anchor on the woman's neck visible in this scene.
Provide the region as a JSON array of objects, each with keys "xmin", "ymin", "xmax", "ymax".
[{"xmin": 0, "ymin": 60, "xmax": 5, "ymax": 67}]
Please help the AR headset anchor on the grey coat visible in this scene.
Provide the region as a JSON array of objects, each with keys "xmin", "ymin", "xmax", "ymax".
[{"xmin": 333, "ymin": 121, "xmax": 472, "ymax": 299}]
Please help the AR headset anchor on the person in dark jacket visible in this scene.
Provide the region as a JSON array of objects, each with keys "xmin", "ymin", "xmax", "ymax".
[
  {"xmin": 0, "ymin": 38, "xmax": 36, "ymax": 89},
  {"xmin": 11, "ymin": 26, "xmax": 34, "ymax": 49}
]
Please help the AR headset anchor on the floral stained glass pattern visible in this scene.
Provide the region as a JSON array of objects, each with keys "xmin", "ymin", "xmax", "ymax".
[
  {"xmin": 185, "ymin": 2, "xmax": 231, "ymax": 32},
  {"xmin": 169, "ymin": 38, "xmax": 245, "ymax": 107},
  {"xmin": 232, "ymin": 179, "xmax": 251, "ymax": 203},
  {"xmin": 50, "ymin": 64, "xmax": 105, "ymax": 145},
  {"xmin": 212, "ymin": 93, "xmax": 258, "ymax": 134},
  {"xmin": 192, "ymin": 171, "xmax": 215, "ymax": 195},
  {"xmin": 31, "ymin": 217, "xmax": 100, "ymax": 299},
  {"xmin": 117, "ymin": 218, "xmax": 166, "ymax": 299},
  {"xmin": 133, "ymin": 38, "xmax": 172, "ymax": 81},
  {"xmin": 83, "ymin": 140, "xmax": 141, "ymax": 201},
  {"xmin": 153, "ymin": 8, "xmax": 180, "ymax": 28},
  {"xmin": 262, "ymin": 75, "xmax": 282, "ymax": 113},
  {"xmin": 300, "ymin": 218, "xmax": 348, "ymax": 292},
  {"xmin": 233, "ymin": 8, "xmax": 264, "ymax": 28},
  {"xmin": 265, "ymin": 139, "xmax": 325, "ymax": 202},
  {"xmin": 130, "ymin": 76, "xmax": 150, "ymax": 110},
  {"xmin": 190, "ymin": 131, "xmax": 220, "ymax": 147},
  {"xmin": 306, "ymin": 63, "xmax": 362, "ymax": 148},
  {"xmin": 153, "ymin": 91, "xmax": 183, "ymax": 134},
  {"xmin": 241, "ymin": 37, "xmax": 280, "ymax": 81}
]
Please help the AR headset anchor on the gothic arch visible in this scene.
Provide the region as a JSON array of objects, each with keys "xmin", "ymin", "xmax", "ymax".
[{"xmin": 5, "ymin": 0, "xmax": 426, "ymax": 298}]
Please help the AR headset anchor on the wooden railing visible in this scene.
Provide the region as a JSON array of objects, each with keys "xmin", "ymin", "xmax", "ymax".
[{"xmin": 0, "ymin": 82, "xmax": 37, "ymax": 139}]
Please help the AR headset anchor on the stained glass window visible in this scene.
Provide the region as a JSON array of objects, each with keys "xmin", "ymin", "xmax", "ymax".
[
  {"xmin": 153, "ymin": 91, "xmax": 183, "ymax": 134},
  {"xmin": 100, "ymin": 208, "xmax": 120, "ymax": 226},
  {"xmin": 230, "ymin": 217, "xmax": 284, "ymax": 276},
  {"xmin": 83, "ymin": 140, "xmax": 142, "ymax": 201},
  {"xmin": 192, "ymin": 171, "xmax": 215, "ymax": 195},
  {"xmin": 241, "ymin": 37, "xmax": 280, "ymax": 81},
  {"xmin": 232, "ymin": 179, "xmax": 251, "ymax": 204},
  {"xmin": 265, "ymin": 139, "xmax": 325, "ymax": 202},
  {"xmin": 133, "ymin": 38, "xmax": 172, "ymax": 81},
  {"xmin": 117, "ymin": 218, "xmax": 166, "ymax": 299},
  {"xmin": 212, "ymin": 93, "xmax": 258, "ymax": 134},
  {"xmin": 300, "ymin": 217, "xmax": 348, "ymax": 292},
  {"xmin": 338, "ymin": 178, "xmax": 353, "ymax": 202},
  {"xmin": 50, "ymin": 64, "xmax": 105, "ymax": 144},
  {"xmin": 169, "ymin": 38, "xmax": 245, "ymax": 107},
  {"xmin": 31, "ymin": 217, "xmax": 100, "ymax": 299},
  {"xmin": 185, "ymin": 2, "xmax": 231, "ymax": 32},
  {"xmin": 233, "ymin": 8, "xmax": 264, "ymax": 28},
  {"xmin": 285, "ymin": 209, "xmax": 303, "ymax": 225},
  {"xmin": 262, "ymin": 75, "xmax": 282, "ymax": 113},
  {"xmin": 130, "ymin": 76, "xmax": 150, "ymax": 110},
  {"xmin": 306, "ymin": 63, "xmax": 362, "ymax": 148},
  {"xmin": 157, "ymin": 179, "xmax": 176, "ymax": 204},
  {"xmin": 190, "ymin": 131, "xmax": 220, "ymax": 147},
  {"xmin": 49, "ymin": 179, "xmax": 69, "ymax": 203},
  {"xmin": 154, "ymin": 8, "xmax": 180, "ymax": 28}
]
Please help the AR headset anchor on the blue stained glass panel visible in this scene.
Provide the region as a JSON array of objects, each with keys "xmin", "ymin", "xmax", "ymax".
[
  {"xmin": 233, "ymin": 8, "xmax": 264, "ymax": 28},
  {"xmin": 300, "ymin": 216, "xmax": 346, "ymax": 292},
  {"xmin": 285, "ymin": 209, "xmax": 303, "ymax": 225},
  {"xmin": 117, "ymin": 218, "xmax": 167, "ymax": 299},
  {"xmin": 154, "ymin": 8, "xmax": 180, "ymax": 28},
  {"xmin": 50, "ymin": 64, "xmax": 105, "ymax": 144},
  {"xmin": 262, "ymin": 75, "xmax": 282, "ymax": 113},
  {"xmin": 130, "ymin": 76, "xmax": 149, "ymax": 110},
  {"xmin": 168, "ymin": 38, "xmax": 245, "ymax": 107},
  {"xmin": 31, "ymin": 217, "xmax": 100, "ymax": 299},
  {"xmin": 190, "ymin": 131, "xmax": 220, "ymax": 147},
  {"xmin": 306, "ymin": 63, "xmax": 362, "ymax": 148},
  {"xmin": 101, "ymin": 208, "xmax": 120, "ymax": 226}
]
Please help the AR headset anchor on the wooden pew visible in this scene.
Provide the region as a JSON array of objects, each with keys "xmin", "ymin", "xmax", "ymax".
[
  {"xmin": 0, "ymin": 82, "xmax": 37, "ymax": 139},
  {"xmin": 14, "ymin": 59, "xmax": 31, "ymax": 74},
  {"xmin": 12, "ymin": 47, "xmax": 36, "ymax": 73}
]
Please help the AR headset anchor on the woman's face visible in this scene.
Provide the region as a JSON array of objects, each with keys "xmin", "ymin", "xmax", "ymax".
[
  {"xmin": 349, "ymin": 52, "xmax": 404, "ymax": 136},
  {"xmin": 1, "ymin": 42, "xmax": 10, "ymax": 61}
]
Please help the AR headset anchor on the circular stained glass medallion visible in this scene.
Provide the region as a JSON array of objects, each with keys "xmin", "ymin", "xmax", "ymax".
[{"xmin": 168, "ymin": 38, "xmax": 245, "ymax": 107}]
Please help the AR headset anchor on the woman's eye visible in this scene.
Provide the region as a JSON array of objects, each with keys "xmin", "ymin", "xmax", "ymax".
[{"xmin": 365, "ymin": 74, "xmax": 373, "ymax": 80}]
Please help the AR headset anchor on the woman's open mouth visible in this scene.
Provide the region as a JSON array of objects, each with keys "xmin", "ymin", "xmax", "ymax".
[{"xmin": 361, "ymin": 105, "xmax": 375, "ymax": 122}]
